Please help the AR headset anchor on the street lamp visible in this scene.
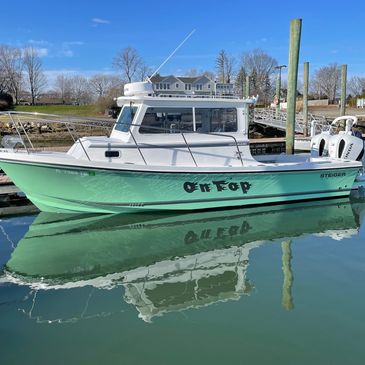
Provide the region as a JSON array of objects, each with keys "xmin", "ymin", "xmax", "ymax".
[{"xmin": 275, "ymin": 64, "xmax": 287, "ymax": 117}]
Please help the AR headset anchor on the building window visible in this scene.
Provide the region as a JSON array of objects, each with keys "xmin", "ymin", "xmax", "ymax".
[
  {"xmin": 167, "ymin": 84, "xmax": 170, "ymax": 89},
  {"xmin": 194, "ymin": 108, "xmax": 237, "ymax": 132},
  {"xmin": 208, "ymin": 84, "xmax": 211, "ymax": 89},
  {"xmin": 140, "ymin": 107, "xmax": 194, "ymax": 134},
  {"xmin": 196, "ymin": 84, "xmax": 202, "ymax": 91},
  {"xmin": 185, "ymin": 84, "xmax": 192, "ymax": 91},
  {"xmin": 176, "ymin": 83, "xmax": 179, "ymax": 88}
]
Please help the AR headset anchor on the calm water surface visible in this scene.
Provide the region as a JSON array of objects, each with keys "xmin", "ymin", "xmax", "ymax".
[{"xmin": 1, "ymin": 194, "xmax": 365, "ymax": 365}]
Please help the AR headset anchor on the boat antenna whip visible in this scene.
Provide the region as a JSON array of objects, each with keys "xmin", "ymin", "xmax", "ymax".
[{"xmin": 147, "ymin": 29, "xmax": 196, "ymax": 82}]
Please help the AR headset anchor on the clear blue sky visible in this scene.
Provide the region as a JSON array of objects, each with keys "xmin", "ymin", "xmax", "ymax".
[{"xmin": 3, "ymin": 0, "xmax": 365, "ymax": 83}]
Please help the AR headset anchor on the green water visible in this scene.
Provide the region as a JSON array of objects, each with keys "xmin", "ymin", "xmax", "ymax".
[{"xmin": 1, "ymin": 194, "xmax": 365, "ymax": 364}]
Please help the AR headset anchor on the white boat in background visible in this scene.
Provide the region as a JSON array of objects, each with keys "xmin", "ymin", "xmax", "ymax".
[{"xmin": 0, "ymin": 81, "xmax": 363, "ymax": 213}]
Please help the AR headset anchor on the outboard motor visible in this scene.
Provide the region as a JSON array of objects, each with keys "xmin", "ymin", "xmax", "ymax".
[
  {"xmin": 311, "ymin": 133, "xmax": 331, "ymax": 157},
  {"xmin": 328, "ymin": 134, "xmax": 364, "ymax": 161}
]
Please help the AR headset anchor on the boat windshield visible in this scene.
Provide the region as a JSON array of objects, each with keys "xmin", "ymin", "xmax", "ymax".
[{"xmin": 115, "ymin": 105, "xmax": 138, "ymax": 132}]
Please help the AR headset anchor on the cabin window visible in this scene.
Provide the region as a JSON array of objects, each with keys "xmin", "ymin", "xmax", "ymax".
[
  {"xmin": 139, "ymin": 107, "xmax": 193, "ymax": 133},
  {"xmin": 114, "ymin": 106, "xmax": 138, "ymax": 132},
  {"xmin": 194, "ymin": 108, "xmax": 237, "ymax": 132}
]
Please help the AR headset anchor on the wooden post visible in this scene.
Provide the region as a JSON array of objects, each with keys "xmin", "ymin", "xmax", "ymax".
[
  {"xmin": 281, "ymin": 240, "xmax": 294, "ymax": 310},
  {"xmin": 245, "ymin": 75, "xmax": 250, "ymax": 98},
  {"xmin": 340, "ymin": 64, "xmax": 347, "ymax": 116},
  {"xmin": 286, "ymin": 18, "xmax": 302, "ymax": 154},
  {"xmin": 303, "ymin": 62, "xmax": 309, "ymax": 136}
]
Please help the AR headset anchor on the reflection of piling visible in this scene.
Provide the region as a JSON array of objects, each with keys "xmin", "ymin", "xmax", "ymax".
[
  {"xmin": 340, "ymin": 64, "xmax": 347, "ymax": 116},
  {"xmin": 286, "ymin": 18, "xmax": 302, "ymax": 154},
  {"xmin": 281, "ymin": 240, "xmax": 294, "ymax": 310},
  {"xmin": 303, "ymin": 62, "xmax": 309, "ymax": 137}
]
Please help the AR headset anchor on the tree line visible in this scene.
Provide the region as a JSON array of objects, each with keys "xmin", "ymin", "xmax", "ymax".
[{"xmin": 1, "ymin": 42, "xmax": 365, "ymax": 110}]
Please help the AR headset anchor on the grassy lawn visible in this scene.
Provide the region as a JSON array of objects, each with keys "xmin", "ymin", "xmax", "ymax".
[{"xmin": 14, "ymin": 104, "xmax": 101, "ymax": 117}]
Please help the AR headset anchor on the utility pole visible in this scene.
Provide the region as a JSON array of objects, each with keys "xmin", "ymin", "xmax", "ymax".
[
  {"xmin": 340, "ymin": 64, "xmax": 347, "ymax": 116},
  {"xmin": 275, "ymin": 65, "xmax": 287, "ymax": 118},
  {"xmin": 245, "ymin": 75, "xmax": 250, "ymax": 98},
  {"xmin": 303, "ymin": 62, "xmax": 309, "ymax": 137},
  {"xmin": 286, "ymin": 18, "xmax": 302, "ymax": 155}
]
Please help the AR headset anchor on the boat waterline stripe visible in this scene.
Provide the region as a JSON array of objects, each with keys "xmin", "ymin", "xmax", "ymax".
[
  {"xmin": 56, "ymin": 188, "xmax": 352, "ymax": 208},
  {"xmin": 0, "ymin": 157, "xmax": 360, "ymax": 175}
]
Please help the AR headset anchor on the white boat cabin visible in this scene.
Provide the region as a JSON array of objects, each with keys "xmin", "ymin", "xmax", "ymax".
[{"xmin": 68, "ymin": 82, "xmax": 257, "ymax": 167}]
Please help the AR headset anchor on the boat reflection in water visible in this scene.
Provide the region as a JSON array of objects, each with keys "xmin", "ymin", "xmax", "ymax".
[{"xmin": 2, "ymin": 195, "xmax": 365, "ymax": 323}]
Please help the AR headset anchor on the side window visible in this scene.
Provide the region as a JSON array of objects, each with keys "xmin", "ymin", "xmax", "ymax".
[
  {"xmin": 114, "ymin": 106, "xmax": 138, "ymax": 132},
  {"xmin": 195, "ymin": 108, "xmax": 237, "ymax": 132},
  {"xmin": 140, "ymin": 108, "xmax": 193, "ymax": 133}
]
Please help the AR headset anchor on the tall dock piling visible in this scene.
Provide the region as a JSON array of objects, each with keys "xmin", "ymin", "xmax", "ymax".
[
  {"xmin": 286, "ymin": 18, "xmax": 302, "ymax": 154},
  {"xmin": 303, "ymin": 62, "xmax": 309, "ymax": 137},
  {"xmin": 340, "ymin": 64, "xmax": 347, "ymax": 116}
]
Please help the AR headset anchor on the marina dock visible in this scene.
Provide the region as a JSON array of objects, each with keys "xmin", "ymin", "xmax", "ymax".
[{"xmin": 0, "ymin": 173, "xmax": 38, "ymax": 216}]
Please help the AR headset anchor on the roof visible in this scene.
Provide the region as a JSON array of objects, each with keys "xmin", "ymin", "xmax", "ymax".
[
  {"xmin": 116, "ymin": 94, "xmax": 256, "ymax": 108},
  {"xmin": 150, "ymin": 75, "xmax": 214, "ymax": 84}
]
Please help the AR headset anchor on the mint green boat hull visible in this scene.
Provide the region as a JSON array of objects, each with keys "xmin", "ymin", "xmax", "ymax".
[
  {"xmin": 5, "ymin": 198, "xmax": 359, "ymax": 282},
  {"xmin": 0, "ymin": 160, "xmax": 359, "ymax": 213}
]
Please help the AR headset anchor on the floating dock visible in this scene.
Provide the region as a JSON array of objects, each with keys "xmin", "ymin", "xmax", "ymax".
[{"xmin": 0, "ymin": 173, "xmax": 38, "ymax": 216}]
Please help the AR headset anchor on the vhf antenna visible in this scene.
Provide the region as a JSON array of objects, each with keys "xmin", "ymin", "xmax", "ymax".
[{"xmin": 148, "ymin": 29, "xmax": 196, "ymax": 81}]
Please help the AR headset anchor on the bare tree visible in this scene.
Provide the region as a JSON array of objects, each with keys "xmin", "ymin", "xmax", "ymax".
[
  {"xmin": 240, "ymin": 48, "xmax": 278, "ymax": 104},
  {"xmin": 55, "ymin": 74, "xmax": 72, "ymax": 104},
  {"xmin": 348, "ymin": 76, "xmax": 365, "ymax": 96},
  {"xmin": 235, "ymin": 66, "xmax": 246, "ymax": 98},
  {"xmin": 0, "ymin": 45, "xmax": 23, "ymax": 103},
  {"xmin": 113, "ymin": 47, "xmax": 143, "ymax": 83},
  {"xmin": 68, "ymin": 75, "xmax": 92, "ymax": 104},
  {"xmin": 216, "ymin": 50, "xmax": 235, "ymax": 83},
  {"xmin": 89, "ymin": 74, "xmax": 124, "ymax": 98},
  {"xmin": 202, "ymin": 70, "xmax": 215, "ymax": 81},
  {"xmin": 311, "ymin": 63, "xmax": 341, "ymax": 103},
  {"xmin": 186, "ymin": 68, "xmax": 198, "ymax": 77},
  {"xmin": 23, "ymin": 47, "xmax": 47, "ymax": 105},
  {"xmin": 138, "ymin": 62, "xmax": 153, "ymax": 81}
]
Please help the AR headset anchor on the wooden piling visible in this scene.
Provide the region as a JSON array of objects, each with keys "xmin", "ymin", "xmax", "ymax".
[
  {"xmin": 286, "ymin": 18, "xmax": 302, "ymax": 154},
  {"xmin": 303, "ymin": 62, "xmax": 309, "ymax": 136},
  {"xmin": 340, "ymin": 64, "xmax": 347, "ymax": 116}
]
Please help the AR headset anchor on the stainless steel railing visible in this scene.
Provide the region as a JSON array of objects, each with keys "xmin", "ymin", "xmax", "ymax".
[{"xmin": 0, "ymin": 111, "xmax": 246, "ymax": 167}]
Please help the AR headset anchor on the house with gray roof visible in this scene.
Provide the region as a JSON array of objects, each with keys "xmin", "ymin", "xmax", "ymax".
[{"xmin": 150, "ymin": 75, "xmax": 234, "ymax": 97}]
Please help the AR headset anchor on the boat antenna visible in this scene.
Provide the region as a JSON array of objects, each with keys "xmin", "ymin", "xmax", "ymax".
[{"xmin": 147, "ymin": 29, "xmax": 196, "ymax": 81}]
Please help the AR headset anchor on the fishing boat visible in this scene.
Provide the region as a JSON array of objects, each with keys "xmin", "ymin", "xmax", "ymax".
[{"xmin": 0, "ymin": 81, "xmax": 363, "ymax": 214}]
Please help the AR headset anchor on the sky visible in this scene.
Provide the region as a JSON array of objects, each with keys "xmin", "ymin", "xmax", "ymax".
[{"xmin": 2, "ymin": 0, "xmax": 365, "ymax": 86}]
